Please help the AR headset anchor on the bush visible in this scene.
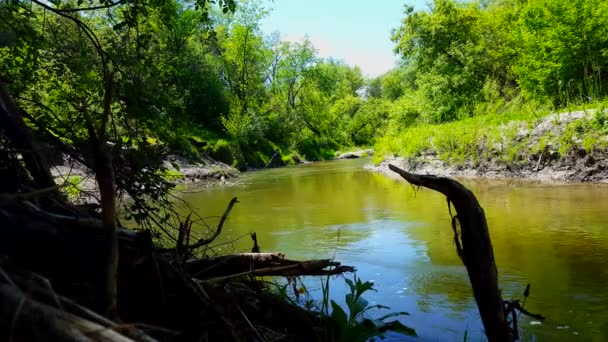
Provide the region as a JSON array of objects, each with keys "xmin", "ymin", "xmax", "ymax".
[
  {"xmin": 295, "ymin": 137, "xmax": 337, "ymax": 161},
  {"xmin": 207, "ymin": 139, "xmax": 235, "ymax": 165},
  {"xmin": 169, "ymin": 136, "xmax": 200, "ymax": 160}
]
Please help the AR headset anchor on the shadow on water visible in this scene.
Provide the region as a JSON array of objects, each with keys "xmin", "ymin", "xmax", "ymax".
[{"xmin": 179, "ymin": 158, "xmax": 608, "ymax": 341}]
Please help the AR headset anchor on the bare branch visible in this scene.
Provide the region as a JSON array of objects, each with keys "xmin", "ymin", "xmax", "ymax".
[
  {"xmin": 55, "ymin": 1, "xmax": 124, "ymax": 13},
  {"xmin": 186, "ymin": 197, "xmax": 239, "ymax": 251}
]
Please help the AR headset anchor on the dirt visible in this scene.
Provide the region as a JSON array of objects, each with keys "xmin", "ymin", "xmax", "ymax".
[
  {"xmin": 51, "ymin": 154, "xmax": 239, "ymax": 204},
  {"xmin": 368, "ymin": 110, "xmax": 608, "ymax": 183},
  {"xmin": 335, "ymin": 149, "xmax": 374, "ymax": 159}
]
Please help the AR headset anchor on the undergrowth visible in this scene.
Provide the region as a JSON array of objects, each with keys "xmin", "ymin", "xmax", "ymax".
[
  {"xmin": 374, "ymin": 99, "xmax": 608, "ymax": 168},
  {"xmin": 270, "ymin": 275, "xmax": 416, "ymax": 342}
]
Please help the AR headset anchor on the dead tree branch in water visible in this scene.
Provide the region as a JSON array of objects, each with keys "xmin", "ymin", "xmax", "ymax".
[
  {"xmin": 388, "ymin": 164, "xmax": 512, "ymax": 342},
  {"xmin": 181, "ymin": 197, "xmax": 239, "ymax": 252},
  {"xmin": 185, "ymin": 253, "xmax": 355, "ymax": 280}
]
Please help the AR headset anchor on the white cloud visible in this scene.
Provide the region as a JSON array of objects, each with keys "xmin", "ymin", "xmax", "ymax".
[
  {"xmin": 342, "ymin": 51, "xmax": 398, "ymax": 77},
  {"xmin": 282, "ymin": 34, "xmax": 397, "ymax": 77}
]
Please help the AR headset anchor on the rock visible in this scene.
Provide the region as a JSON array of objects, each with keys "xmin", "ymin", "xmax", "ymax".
[{"xmin": 336, "ymin": 149, "xmax": 374, "ymax": 160}]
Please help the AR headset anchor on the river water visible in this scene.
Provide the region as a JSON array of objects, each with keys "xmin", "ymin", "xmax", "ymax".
[{"xmin": 179, "ymin": 158, "xmax": 608, "ymax": 341}]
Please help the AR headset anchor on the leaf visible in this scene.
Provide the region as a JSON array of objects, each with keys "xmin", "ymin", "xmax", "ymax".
[
  {"xmin": 330, "ymin": 300, "xmax": 348, "ymax": 327},
  {"xmin": 374, "ymin": 320, "xmax": 417, "ymax": 337},
  {"xmin": 376, "ymin": 311, "xmax": 410, "ymax": 321},
  {"xmin": 355, "ymin": 279, "xmax": 376, "ymax": 297},
  {"xmin": 344, "ymin": 278, "xmax": 356, "ymax": 294},
  {"xmin": 171, "ymin": 162, "xmax": 180, "ymax": 171},
  {"xmin": 346, "ymin": 293, "xmax": 369, "ymax": 321},
  {"xmin": 358, "ymin": 304, "xmax": 393, "ymax": 317},
  {"xmin": 346, "ymin": 319, "xmax": 378, "ymax": 342},
  {"xmin": 113, "ymin": 22, "xmax": 127, "ymax": 31}
]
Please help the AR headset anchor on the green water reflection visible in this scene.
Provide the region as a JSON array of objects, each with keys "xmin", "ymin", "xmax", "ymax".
[{"xmin": 179, "ymin": 158, "xmax": 608, "ymax": 341}]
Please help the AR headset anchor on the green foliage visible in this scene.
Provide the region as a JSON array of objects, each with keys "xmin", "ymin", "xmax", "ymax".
[
  {"xmin": 323, "ymin": 276, "xmax": 416, "ymax": 342},
  {"xmin": 206, "ymin": 139, "xmax": 235, "ymax": 165},
  {"xmin": 221, "ymin": 99, "xmax": 254, "ymax": 144},
  {"xmin": 62, "ymin": 176, "xmax": 82, "ymax": 201},
  {"xmin": 383, "ymin": 0, "xmax": 608, "ymax": 129},
  {"xmin": 374, "ymin": 0, "xmax": 608, "ymax": 169},
  {"xmin": 392, "ymin": 0, "xmax": 488, "ymax": 122},
  {"xmin": 513, "ymin": 0, "xmax": 608, "ymax": 103},
  {"xmin": 295, "ymin": 136, "xmax": 336, "ymax": 161},
  {"xmin": 163, "ymin": 169, "xmax": 185, "ymax": 181},
  {"xmin": 170, "ymin": 136, "xmax": 201, "ymax": 160}
]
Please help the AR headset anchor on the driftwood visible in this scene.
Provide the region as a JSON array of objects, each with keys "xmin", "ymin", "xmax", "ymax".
[
  {"xmin": 389, "ymin": 164, "xmax": 512, "ymax": 342},
  {"xmin": 186, "ymin": 253, "xmax": 355, "ymax": 280}
]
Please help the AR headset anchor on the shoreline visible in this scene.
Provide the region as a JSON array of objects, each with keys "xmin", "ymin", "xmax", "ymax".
[
  {"xmin": 52, "ymin": 148, "xmax": 378, "ymax": 203},
  {"xmin": 51, "ymin": 154, "xmax": 240, "ymax": 204},
  {"xmin": 371, "ymin": 109, "xmax": 608, "ymax": 184},
  {"xmin": 367, "ymin": 154, "xmax": 608, "ymax": 184}
]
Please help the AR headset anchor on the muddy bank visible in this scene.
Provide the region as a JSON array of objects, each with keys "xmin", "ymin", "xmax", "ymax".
[
  {"xmin": 335, "ymin": 148, "xmax": 374, "ymax": 159},
  {"xmin": 51, "ymin": 154, "xmax": 239, "ymax": 203},
  {"xmin": 367, "ymin": 154, "xmax": 608, "ymax": 183},
  {"xmin": 369, "ymin": 110, "xmax": 608, "ymax": 183},
  {"xmin": 163, "ymin": 154, "xmax": 239, "ymax": 182}
]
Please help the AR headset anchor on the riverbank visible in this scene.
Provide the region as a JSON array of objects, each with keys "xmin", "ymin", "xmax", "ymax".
[
  {"xmin": 52, "ymin": 148, "xmax": 378, "ymax": 203},
  {"xmin": 372, "ymin": 109, "xmax": 608, "ymax": 183},
  {"xmin": 51, "ymin": 154, "xmax": 240, "ymax": 203}
]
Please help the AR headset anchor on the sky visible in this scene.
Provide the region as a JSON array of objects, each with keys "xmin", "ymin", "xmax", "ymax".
[{"xmin": 260, "ymin": 0, "xmax": 427, "ymax": 77}]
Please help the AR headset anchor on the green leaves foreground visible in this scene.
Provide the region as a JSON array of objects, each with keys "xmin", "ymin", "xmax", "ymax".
[{"xmin": 327, "ymin": 276, "xmax": 416, "ymax": 341}]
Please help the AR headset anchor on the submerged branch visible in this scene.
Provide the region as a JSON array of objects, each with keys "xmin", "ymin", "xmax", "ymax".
[
  {"xmin": 186, "ymin": 197, "xmax": 239, "ymax": 251},
  {"xmin": 388, "ymin": 164, "xmax": 512, "ymax": 342}
]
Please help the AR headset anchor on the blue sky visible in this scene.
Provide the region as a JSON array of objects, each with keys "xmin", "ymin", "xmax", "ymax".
[{"xmin": 260, "ymin": 0, "xmax": 427, "ymax": 77}]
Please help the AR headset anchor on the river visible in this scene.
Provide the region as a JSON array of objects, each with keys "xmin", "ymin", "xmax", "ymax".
[{"xmin": 179, "ymin": 158, "xmax": 608, "ymax": 341}]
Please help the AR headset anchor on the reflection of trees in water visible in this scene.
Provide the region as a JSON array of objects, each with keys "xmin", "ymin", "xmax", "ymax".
[{"xmin": 409, "ymin": 270, "xmax": 475, "ymax": 314}]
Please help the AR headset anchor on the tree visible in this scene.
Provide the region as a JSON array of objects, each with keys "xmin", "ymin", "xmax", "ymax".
[
  {"xmin": 392, "ymin": 0, "xmax": 487, "ymax": 122},
  {"xmin": 512, "ymin": 0, "xmax": 608, "ymax": 103},
  {"xmin": 0, "ymin": 0, "xmax": 236, "ymax": 317}
]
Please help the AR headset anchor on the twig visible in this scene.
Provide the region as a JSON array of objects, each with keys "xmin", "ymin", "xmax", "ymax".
[
  {"xmin": 237, "ymin": 304, "xmax": 265, "ymax": 341},
  {"xmin": 187, "ymin": 197, "xmax": 239, "ymax": 250},
  {"xmin": 0, "ymin": 267, "xmax": 16, "ymax": 288},
  {"xmin": 535, "ymin": 152, "xmax": 543, "ymax": 172},
  {"xmin": 0, "ymin": 186, "xmax": 60, "ymax": 205},
  {"xmin": 510, "ymin": 301, "xmax": 544, "ymax": 320},
  {"xmin": 9, "ymin": 296, "xmax": 26, "ymax": 342},
  {"xmin": 54, "ymin": 1, "xmax": 124, "ymax": 13}
]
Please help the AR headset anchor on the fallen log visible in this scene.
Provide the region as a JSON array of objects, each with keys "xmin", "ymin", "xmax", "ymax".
[
  {"xmin": 185, "ymin": 253, "xmax": 355, "ymax": 280},
  {"xmin": 389, "ymin": 164, "xmax": 512, "ymax": 342}
]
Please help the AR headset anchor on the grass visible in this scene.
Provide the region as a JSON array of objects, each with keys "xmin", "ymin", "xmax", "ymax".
[{"xmin": 374, "ymin": 99, "xmax": 608, "ymax": 168}]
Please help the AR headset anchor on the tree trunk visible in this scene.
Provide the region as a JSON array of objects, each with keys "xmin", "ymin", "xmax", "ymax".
[
  {"xmin": 90, "ymin": 139, "xmax": 118, "ymax": 318},
  {"xmin": 389, "ymin": 164, "xmax": 512, "ymax": 342}
]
